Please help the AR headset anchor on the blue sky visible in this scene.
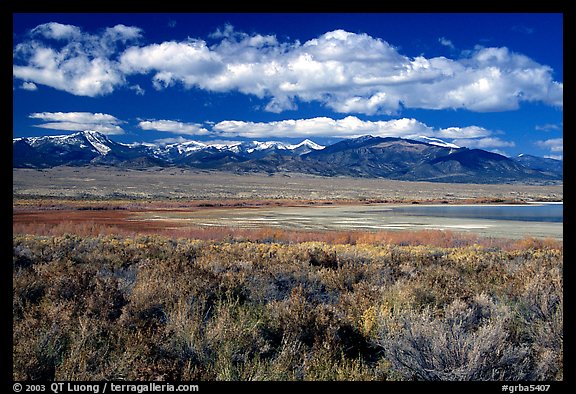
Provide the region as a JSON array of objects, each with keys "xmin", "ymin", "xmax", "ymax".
[{"xmin": 13, "ymin": 13, "xmax": 563, "ymax": 159}]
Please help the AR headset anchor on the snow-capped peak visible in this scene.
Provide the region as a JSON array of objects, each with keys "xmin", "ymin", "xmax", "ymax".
[
  {"xmin": 287, "ymin": 139, "xmax": 325, "ymax": 150},
  {"xmin": 209, "ymin": 142, "xmax": 242, "ymax": 152},
  {"xmin": 167, "ymin": 140, "xmax": 207, "ymax": 153},
  {"xmin": 83, "ymin": 130, "xmax": 112, "ymax": 155},
  {"xmin": 249, "ymin": 141, "xmax": 289, "ymax": 151},
  {"xmin": 18, "ymin": 130, "xmax": 115, "ymax": 155}
]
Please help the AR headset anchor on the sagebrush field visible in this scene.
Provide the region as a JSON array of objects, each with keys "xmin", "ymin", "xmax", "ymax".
[
  {"xmin": 13, "ymin": 233, "xmax": 562, "ymax": 381},
  {"xmin": 13, "ymin": 168, "xmax": 563, "ymax": 381}
]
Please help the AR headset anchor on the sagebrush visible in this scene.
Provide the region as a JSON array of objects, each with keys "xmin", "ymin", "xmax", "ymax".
[{"xmin": 13, "ymin": 234, "xmax": 562, "ymax": 381}]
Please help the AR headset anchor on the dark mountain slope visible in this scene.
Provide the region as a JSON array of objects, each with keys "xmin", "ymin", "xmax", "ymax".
[{"xmin": 12, "ymin": 132, "xmax": 562, "ymax": 184}]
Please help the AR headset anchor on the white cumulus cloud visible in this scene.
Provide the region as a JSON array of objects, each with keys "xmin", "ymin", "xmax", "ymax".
[
  {"xmin": 14, "ymin": 23, "xmax": 563, "ymax": 115},
  {"xmin": 451, "ymin": 137, "xmax": 515, "ymax": 149},
  {"xmin": 138, "ymin": 119, "xmax": 210, "ymax": 135},
  {"xmin": 119, "ymin": 27, "xmax": 563, "ymax": 114},
  {"xmin": 211, "ymin": 115, "xmax": 516, "ymax": 153},
  {"xmin": 21, "ymin": 81, "xmax": 37, "ymax": 91},
  {"xmin": 213, "ymin": 116, "xmax": 434, "ymax": 140},
  {"xmin": 535, "ymin": 123, "xmax": 562, "ymax": 132},
  {"xmin": 436, "ymin": 126, "xmax": 492, "ymax": 139},
  {"xmin": 14, "ymin": 23, "xmax": 142, "ymax": 97},
  {"xmin": 438, "ymin": 37, "xmax": 455, "ymax": 49},
  {"xmin": 535, "ymin": 137, "xmax": 563, "ymax": 160},
  {"xmin": 30, "ymin": 22, "xmax": 83, "ymax": 40},
  {"xmin": 29, "ymin": 111, "xmax": 125, "ymax": 135},
  {"xmin": 535, "ymin": 138, "xmax": 563, "ymax": 153}
]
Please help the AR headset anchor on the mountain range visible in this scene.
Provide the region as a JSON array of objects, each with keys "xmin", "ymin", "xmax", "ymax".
[{"xmin": 13, "ymin": 131, "xmax": 562, "ymax": 184}]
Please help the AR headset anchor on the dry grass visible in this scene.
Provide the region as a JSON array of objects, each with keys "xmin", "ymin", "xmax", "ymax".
[
  {"xmin": 14, "ymin": 209, "xmax": 560, "ymax": 251},
  {"xmin": 13, "ymin": 167, "xmax": 563, "ymax": 202},
  {"xmin": 13, "ymin": 233, "xmax": 562, "ymax": 381}
]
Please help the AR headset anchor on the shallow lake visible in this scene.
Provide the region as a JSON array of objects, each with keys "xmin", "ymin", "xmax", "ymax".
[
  {"xmin": 383, "ymin": 202, "xmax": 563, "ymax": 223},
  {"xmin": 134, "ymin": 202, "xmax": 563, "ymax": 240}
]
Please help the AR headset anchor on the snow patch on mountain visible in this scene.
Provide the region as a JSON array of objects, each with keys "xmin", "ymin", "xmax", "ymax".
[
  {"xmin": 287, "ymin": 139, "xmax": 325, "ymax": 151},
  {"xmin": 84, "ymin": 130, "xmax": 112, "ymax": 155},
  {"xmin": 413, "ymin": 136, "xmax": 460, "ymax": 149},
  {"xmin": 206, "ymin": 140, "xmax": 324, "ymax": 154}
]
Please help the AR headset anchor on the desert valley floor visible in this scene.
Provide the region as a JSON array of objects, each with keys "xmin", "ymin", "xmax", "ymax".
[{"xmin": 13, "ymin": 167, "xmax": 563, "ymax": 241}]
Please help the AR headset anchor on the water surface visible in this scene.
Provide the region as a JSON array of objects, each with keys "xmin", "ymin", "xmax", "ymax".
[
  {"xmin": 133, "ymin": 203, "xmax": 563, "ymax": 240},
  {"xmin": 387, "ymin": 203, "xmax": 563, "ymax": 223}
]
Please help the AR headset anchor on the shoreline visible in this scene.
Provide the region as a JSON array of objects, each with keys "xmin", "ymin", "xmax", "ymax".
[
  {"xmin": 11, "ymin": 197, "xmax": 564, "ymax": 213},
  {"xmin": 13, "ymin": 200, "xmax": 563, "ymax": 241}
]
